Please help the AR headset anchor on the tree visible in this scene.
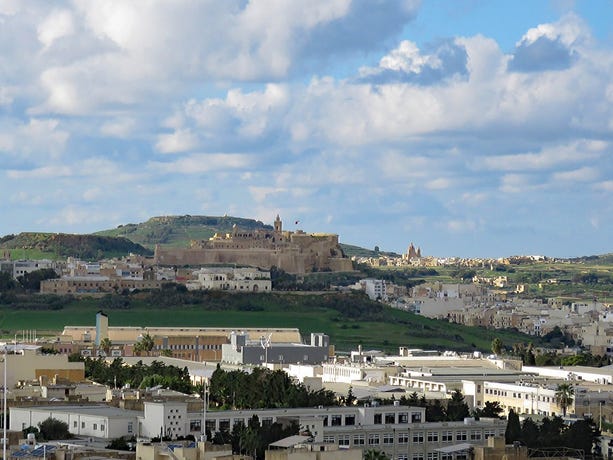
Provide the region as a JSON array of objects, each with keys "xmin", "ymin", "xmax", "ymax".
[
  {"xmin": 563, "ymin": 418, "xmax": 600, "ymax": 456},
  {"xmin": 99, "ymin": 337, "xmax": 112, "ymax": 354},
  {"xmin": 491, "ymin": 337, "xmax": 503, "ymax": 356},
  {"xmin": 446, "ymin": 390, "xmax": 469, "ymax": 421},
  {"xmin": 476, "ymin": 401, "xmax": 503, "ymax": 419},
  {"xmin": 426, "ymin": 399, "xmax": 446, "ymax": 422},
  {"xmin": 364, "ymin": 449, "xmax": 390, "ymax": 460},
  {"xmin": 106, "ymin": 437, "xmax": 132, "ymax": 450},
  {"xmin": 22, "ymin": 426, "xmax": 41, "ymax": 442},
  {"xmin": 134, "ymin": 333, "xmax": 155, "ymax": 356},
  {"xmin": 505, "ymin": 409, "xmax": 521, "ymax": 444},
  {"xmin": 38, "ymin": 418, "xmax": 72, "ymax": 440},
  {"xmin": 555, "ymin": 383, "xmax": 574, "ymax": 416},
  {"xmin": 17, "ymin": 268, "xmax": 58, "ymax": 291}
]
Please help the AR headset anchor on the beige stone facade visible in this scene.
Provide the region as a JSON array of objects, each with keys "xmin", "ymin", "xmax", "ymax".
[
  {"xmin": 40, "ymin": 277, "xmax": 162, "ymax": 295},
  {"xmin": 154, "ymin": 216, "xmax": 353, "ymax": 274}
]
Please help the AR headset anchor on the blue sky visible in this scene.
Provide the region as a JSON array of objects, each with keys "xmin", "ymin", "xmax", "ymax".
[{"xmin": 0, "ymin": 0, "xmax": 611, "ymax": 258}]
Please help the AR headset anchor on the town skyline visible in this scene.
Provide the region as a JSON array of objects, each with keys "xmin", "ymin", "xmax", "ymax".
[{"xmin": 0, "ymin": 1, "xmax": 612, "ymax": 258}]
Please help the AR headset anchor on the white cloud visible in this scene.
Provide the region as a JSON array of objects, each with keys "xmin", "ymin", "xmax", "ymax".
[
  {"xmin": 594, "ymin": 181, "xmax": 613, "ymax": 192},
  {"xmin": 100, "ymin": 117, "xmax": 136, "ymax": 138},
  {"xmin": 7, "ymin": 165, "xmax": 72, "ymax": 179},
  {"xmin": 0, "ymin": 118, "xmax": 69, "ymax": 159},
  {"xmin": 155, "ymin": 129, "xmax": 199, "ymax": 154},
  {"xmin": 551, "ymin": 166, "xmax": 598, "ymax": 182},
  {"xmin": 479, "ymin": 140, "xmax": 606, "ymax": 171},
  {"xmin": 37, "ymin": 9, "xmax": 75, "ymax": 49},
  {"xmin": 447, "ymin": 219, "xmax": 477, "ymax": 233},
  {"xmin": 148, "ymin": 153, "xmax": 252, "ymax": 174}
]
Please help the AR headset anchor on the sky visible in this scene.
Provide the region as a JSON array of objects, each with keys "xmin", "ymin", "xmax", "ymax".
[{"xmin": 0, "ymin": 0, "xmax": 612, "ymax": 259}]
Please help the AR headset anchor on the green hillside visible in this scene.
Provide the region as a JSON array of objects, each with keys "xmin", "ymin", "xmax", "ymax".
[
  {"xmin": 94, "ymin": 215, "xmax": 273, "ymax": 248},
  {"xmin": 0, "ymin": 290, "xmax": 541, "ymax": 353},
  {"xmin": 0, "ymin": 232, "xmax": 152, "ymax": 260}
]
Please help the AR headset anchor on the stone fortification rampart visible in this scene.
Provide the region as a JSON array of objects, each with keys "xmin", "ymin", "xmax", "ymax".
[{"xmin": 153, "ymin": 216, "xmax": 353, "ymax": 274}]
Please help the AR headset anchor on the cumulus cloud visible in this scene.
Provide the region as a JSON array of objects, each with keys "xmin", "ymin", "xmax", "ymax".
[
  {"xmin": 358, "ymin": 39, "xmax": 468, "ymax": 85},
  {"xmin": 508, "ymin": 13, "xmax": 587, "ymax": 72}
]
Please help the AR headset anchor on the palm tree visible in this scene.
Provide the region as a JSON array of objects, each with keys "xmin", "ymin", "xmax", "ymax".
[
  {"xmin": 555, "ymin": 383, "xmax": 574, "ymax": 416},
  {"xmin": 134, "ymin": 333, "xmax": 155, "ymax": 356},
  {"xmin": 99, "ymin": 337, "xmax": 112, "ymax": 355}
]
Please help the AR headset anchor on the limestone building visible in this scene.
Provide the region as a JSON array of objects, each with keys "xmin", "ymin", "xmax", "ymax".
[
  {"xmin": 187, "ymin": 267, "xmax": 272, "ymax": 292},
  {"xmin": 154, "ymin": 216, "xmax": 353, "ymax": 274}
]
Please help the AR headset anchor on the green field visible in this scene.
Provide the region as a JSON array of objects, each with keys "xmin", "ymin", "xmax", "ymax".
[{"xmin": 0, "ymin": 293, "xmax": 541, "ymax": 353}]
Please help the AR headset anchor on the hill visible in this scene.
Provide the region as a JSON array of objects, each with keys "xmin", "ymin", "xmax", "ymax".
[
  {"xmin": 94, "ymin": 215, "xmax": 273, "ymax": 248},
  {"xmin": 95, "ymin": 214, "xmax": 376, "ymax": 256},
  {"xmin": 0, "ymin": 233, "xmax": 152, "ymax": 260}
]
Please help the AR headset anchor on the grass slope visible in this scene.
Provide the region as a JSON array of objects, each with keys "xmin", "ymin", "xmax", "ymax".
[
  {"xmin": 94, "ymin": 215, "xmax": 273, "ymax": 249},
  {"xmin": 0, "ymin": 233, "xmax": 152, "ymax": 260},
  {"xmin": 0, "ymin": 292, "xmax": 538, "ymax": 353}
]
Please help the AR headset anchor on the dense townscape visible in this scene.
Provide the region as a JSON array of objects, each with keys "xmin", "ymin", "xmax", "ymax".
[{"xmin": 0, "ymin": 216, "xmax": 611, "ymax": 460}]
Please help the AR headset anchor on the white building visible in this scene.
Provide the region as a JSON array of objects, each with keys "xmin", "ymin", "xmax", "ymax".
[
  {"xmin": 10, "ymin": 405, "xmax": 140, "ymax": 439},
  {"xmin": 187, "ymin": 267, "xmax": 272, "ymax": 293},
  {"xmin": 11, "ymin": 402, "xmax": 507, "ymax": 459}
]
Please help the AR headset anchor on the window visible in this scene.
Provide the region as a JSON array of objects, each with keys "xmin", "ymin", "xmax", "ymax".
[
  {"xmin": 262, "ymin": 417, "xmax": 273, "ymax": 427},
  {"xmin": 100, "ymin": 424, "xmax": 105, "ymax": 431},
  {"xmin": 81, "ymin": 422, "xmax": 85, "ymax": 429},
  {"xmin": 353, "ymin": 434, "xmax": 365, "ymax": 446},
  {"xmin": 456, "ymin": 431, "xmax": 467, "ymax": 441},
  {"xmin": 412, "ymin": 431, "xmax": 424, "ymax": 444},
  {"xmin": 427, "ymin": 431, "xmax": 438, "ymax": 442},
  {"xmin": 412, "ymin": 454, "xmax": 424, "ymax": 460},
  {"xmin": 339, "ymin": 435, "xmax": 350, "ymax": 446},
  {"xmin": 441, "ymin": 431, "xmax": 453, "ymax": 442},
  {"xmin": 345, "ymin": 415, "xmax": 355, "ymax": 426},
  {"xmin": 220, "ymin": 419, "xmax": 231, "ymax": 431},
  {"xmin": 427, "ymin": 453, "xmax": 438, "ymax": 460},
  {"xmin": 73, "ymin": 421, "xmax": 77, "ymax": 428},
  {"xmin": 323, "ymin": 435, "xmax": 335, "ymax": 443},
  {"xmin": 93, "ymin": 424, "xmax": 97, "ymax": 430},
  {"xmin": 383, "ymin": 433, "xmax": 394, "ymax": 444},
  {"xmin": 398, "ymin": 456, "xmax": 408, "ymax": 460},
  {"xmin": 399, "ymin": 413, "xmax": 408, "ymax": 424},
  {"xmin": 374, "ymin": 414, "xmax": 382, "ymax": 424},
  {"xmin": 470, "ymin": 431, "xmax": 481, "ymax": 441},
  {"xmin": 398, "ymin": 432, "xmax": 409, "ymax": 444},
  {"xmin": 385, "ymin": 413, "xmax": 395, "ymax": 424},
  {"xmin": 411, "ymin": 412, "xmax": 422, "ymax": 423},
  {"xmin": 189, "ymin": 420, "xmax": 201, "ymax": 432},
  {"xmin": 128, "ymin": 422, "xmax": 133, "ymax": 433},
  {"xmin": 331, "ymin": 415, "xmax": 342, "ymax": 426},
  {"xmin": 368, "ymin": 434, "xmax": 380, "ymax": 445},
  {"xmin": 484, "ymin": 430, "xmax": 495, "ymax": 439}
]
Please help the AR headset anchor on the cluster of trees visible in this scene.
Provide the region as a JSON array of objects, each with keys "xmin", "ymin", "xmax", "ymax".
[
  {"xmin": 208, "ymin": 366, "xmax": 337, "ymax": 409},
  {"xmin": 80, "ymin": 357, "xmax": 193, "ymax": 394},
  {"xmin": 505, "ymin": 410, "xmax": 600, "ymax": 456},
  {"xmin": 396, "ymin": 390, "xmax": 476, "ymax": 422},
  {"xmin": 23, "ymin": 418, "xmax": 72, "ymax": 441},
  {"xmin": 0, "ymin": 269, "xmax": 59, "ymax": 293},
  {"xmin": 221, "ymin": 416, "xmax": 299, "ymax": 460}
]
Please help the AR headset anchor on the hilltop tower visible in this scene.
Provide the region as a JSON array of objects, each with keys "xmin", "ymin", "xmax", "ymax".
[{"xmin": 274, "ymin": 214, "xmax": 282, "ymax": 233}]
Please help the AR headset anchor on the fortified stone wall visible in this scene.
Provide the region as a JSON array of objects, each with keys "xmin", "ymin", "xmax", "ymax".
[{"xmin": 153, "ymin": 216, "xmax": 352, "ymax": 274}]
